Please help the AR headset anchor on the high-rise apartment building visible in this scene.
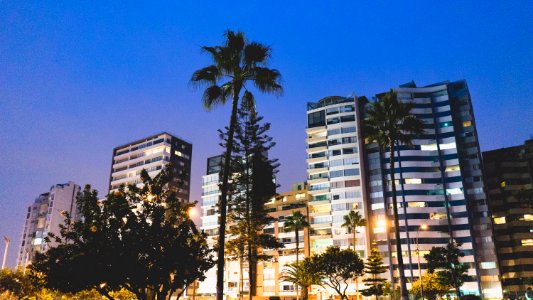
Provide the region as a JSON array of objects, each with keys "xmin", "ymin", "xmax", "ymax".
[
  {"xmin": 483, "ymin": 139, "xmax": 533, "ymax": 298},
  {"xmin": 17, "ymin": 182, "xmax": 80, "ymax": 267},
  {"xmin": 306, "ymin": 96, "xmax": 368, "ymax": 257},
  {"xmin": 364, "ymin": 80, "xmax": 502, "ymax": 299},
  {"xmin": 108, "ymin": 132, "xmax": 192, "ymax": 201}
]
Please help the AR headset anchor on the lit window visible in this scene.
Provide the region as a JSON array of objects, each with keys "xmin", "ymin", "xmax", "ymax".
[
  {"xmin": 480, "ymin": 262, "xmax": 497, "ymax": 269},
  {"xmin": 524, "ymin": 215, "xmax": 533, "ymax": 221},
  {"xmin": 408, "ymin": 202, "xmax": 426, "ymax": 208},
  {"xmin": 372, "ymin": 203, "xmax": 385, "ymax": 210},
  {"xmin": 493, "ymin": 217, "xmax": 506, "ymax": 224},
  {"xmin": 405, "ymin": 178, "xmax": 422, "ymax": 184},
  {"xmin": 463, "ymin": 121, "xmax": 472, "ymax": 127},
  {"xmin": 522, "ymin": 239, "xmax": 533, "ymax": 246},
  {"xmin": 430, "ymin": 212, "xmax": 447, "ymax": 220},
  {"xmin": 445, "ymin": 165, "xmax": 460, "ymax": 172},
  {"xmin": 447, "ymin": 188, "xmax": 463, "ymax": 195},
  {"xmin": 440, "ymin": 142, "xmax": 457, "ymax": 150},
  {"xmin": 421, "ymin": 144, "xmax": 438, "ymax": 151}
]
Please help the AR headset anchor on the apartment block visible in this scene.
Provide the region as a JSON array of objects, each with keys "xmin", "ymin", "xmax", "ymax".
[
  {"xmin": 306, "ymin": 96, "xmax": 368, "ymax": 257},
  {"xmin": 17, "ymin": 182, "xmax": 80, "ymax": 267},
  {"xmin": 108, "ymin": 132, "xmax": 192, "ymax": 201},
  {"xmin": 483, "ymin": 139, "xmax": 533, "ymax": 299},
  {"xmin": 365, "ymin": 80, "xmax": 502, "ymax": 299},
  {"xmin": 261, "ymin": 182, "xmax": 310, "ymax": 297}
]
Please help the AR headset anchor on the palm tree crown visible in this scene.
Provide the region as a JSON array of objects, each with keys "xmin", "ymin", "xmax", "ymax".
[
  {"xmin": 364, "ymin": 90, "xmax": 424, "ymax": 148},
  {"xmin": 191, "ymin": 30, "xmax": 283, "ymax": 114},
  {"xmin": 341, "ymin": 210, "xmax": 367, "ymax": 251}
]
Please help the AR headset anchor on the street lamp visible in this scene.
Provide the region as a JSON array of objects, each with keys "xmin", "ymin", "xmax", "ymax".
[{"xmin": 416, "ymin": 224, "xmax": 428, "ymax": 300}]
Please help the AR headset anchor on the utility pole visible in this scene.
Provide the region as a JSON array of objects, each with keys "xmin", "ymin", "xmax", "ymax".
[{"xmin": 1, "ymin": 236, "xmax": 9, "ymax": 269}]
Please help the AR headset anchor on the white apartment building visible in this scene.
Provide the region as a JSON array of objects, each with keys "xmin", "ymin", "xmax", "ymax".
[{"xmin": 17, "ymin": 182, "xmax": 80, "ymax": 267}]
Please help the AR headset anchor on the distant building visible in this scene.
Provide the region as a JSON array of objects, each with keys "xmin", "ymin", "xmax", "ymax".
[
  {"xmin": 483, "ymin": 139, "xmax": 533, "ymax": 299},
  {"xmin": 261, "ymin": 182, "xmax": 310, "ymax": 298},
  {"xmin": 365, "ymin": 80, "xmax": 502, "ymax": 299},
  {"xmin": 17, "ymin": 182, "xmax": 80, "ymax": 267},
  {"xmin": 108, "ymin": 132, "xmax": 192, "ymax": 201}
]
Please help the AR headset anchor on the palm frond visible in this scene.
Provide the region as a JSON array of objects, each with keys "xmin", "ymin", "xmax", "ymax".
[
  {"xmin": 202, "ymin": 85, "xmax": 230, "ymax": 111},
  {"xmin": 190, "ymin": 65, "xmax": 221, "ymax": 87},
  {"xmin": 251, "ymin": 67, "xmax": 283, "ymax": 96},
  {"xmin": 243, "ymin": 42, "xmax": 271, "ymax": 68}
]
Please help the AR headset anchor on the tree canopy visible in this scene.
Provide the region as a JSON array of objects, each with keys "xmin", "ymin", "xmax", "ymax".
[
  {"xmin": 424, "ymin": 241, "xmax": 469, "ymax": 299},
  {"xmin": 312, "ymin": 246, "xmax": 364, "ymax": 300},
  {"xmin": 31, "ymin": 166, "xmax": 214, "ymax": 300}
]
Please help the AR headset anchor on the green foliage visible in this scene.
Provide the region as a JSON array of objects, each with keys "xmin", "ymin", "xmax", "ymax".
[
  {"xmin": 341, "ymin": 211, "xmax": 366, "ymax": 252},
  {"xmin": 284, "ymin": 211, "xmax": 309, "ymax": 263},
  {"xmin": 280, "ymin": 259, "xmax": 320, "ymax": 300},
  {"xmin": 410, "ymin": 273, "xmax": 451, "ymax": 300},
  {"xmin": 225, "ymin": 104, "xmax": 283, "ymax": 298},
  {"xmin": 31, "ymin": 166, "xmax": 214, "ymax": 300},
  {"xmin": 363, "ymin": 90, "xmax": 425, "ymax": 299},
  {"xmin": 361, "ymin": 248, "xmax": 388, "ymax": 298},
  {"xmin": 311, "ymin": 246, "xmax": 364, "ymax": 300},
  {"xmin": 424, "ymin": 241, "xmax": 468, "ymax": 299},
  {"xmin": 191, "ymin": 30, "xmax": 283, "ymax": 300},
  {"xmin": 0, "ymin": 268, "xmax": 39, "ymax": 298}
]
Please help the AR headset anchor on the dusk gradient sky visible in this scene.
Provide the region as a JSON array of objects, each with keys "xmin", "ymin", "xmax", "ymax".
[{"xmin": 1, "ymin": 1, "xmax": 532, "ymax": 267}]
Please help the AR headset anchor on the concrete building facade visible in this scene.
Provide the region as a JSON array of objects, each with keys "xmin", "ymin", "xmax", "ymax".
[
  {"xmin": 364, "ymin": 80, "xmax": 502, "ymax": 299},
  {"xmin": 17, "ymin": 182, "xmax": 80, "ymax": 267},
  {"xmin": 108, "ymin": 132, "xmax": 192, "ymax": 201},
  {"xmin": 483, "ymin": 139, "xmax": 533, "ymax": 299}
]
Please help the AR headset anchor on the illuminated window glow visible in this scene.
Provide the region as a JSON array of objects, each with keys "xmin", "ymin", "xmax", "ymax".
[
  {"xmin": 405, "ymin": 178, "xmax": 422, "ymax": 184},
  {"xmin": 445, "ymin": 165, "xmax": 460, "ymax": 172},
  {"xmin": 522, "ymin": 239, "xmax": 533, "ymax": 246},
  {"xmin": 493, "ymin": 217, "xmax": 506, "ymax": 224},
  {"xmin": 524, "ymin": 214, "xmax": 533, "ymax": 221},
  {"xmin": 408, "ymin": 201, "xmax": 426, "ymax": 208},
  {"xmin": 463, "ymin": 121, "xmax": 472, "ymax": 127}
]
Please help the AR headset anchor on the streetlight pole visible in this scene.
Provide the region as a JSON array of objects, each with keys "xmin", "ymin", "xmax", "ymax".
[
  {"xmin": 2, "ymin": 236, "xmax": 9, "ymax": 269},
  {"xmin": 416, "ymin": 224, "xmax": 428, "ymax": 300}
]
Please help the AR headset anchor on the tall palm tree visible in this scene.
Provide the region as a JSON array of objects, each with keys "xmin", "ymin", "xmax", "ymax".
[
  {"xmin": 191, "ymin": 30, "xmax": 283, "ymax": 300},
  {"xmin": 341, "ymin": 210, "xmax": 367, "ymax": 252},
  {"xmin": 284, "ymin": 211, "xmax": 309, "ymax": 300},
  {"xmin": 363, "ymin": 90, "xmax": 424, "ymax": 300},
  {"xmin": 284, "ymin": 211, "xmax": 309, "ymax": 265}
]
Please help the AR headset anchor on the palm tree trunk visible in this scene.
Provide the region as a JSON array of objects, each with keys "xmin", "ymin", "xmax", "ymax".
[
  {"xmin": 301, "ymin": 285, "xmax": 309, "ymax": 300},
  {"xmin": 216, "ymin": 88, "xmax": 241, "ymax": 300},
  {"xmin": 389, "ymin": 142, "xmax": 408, "ymax": 300},
  {"xmin": 296, "ymin": 230, "xmax": 300, "ymax": 264},
  {"xmin": 353, "ymin": 230, "xmax": 356, "ymax": 252}
]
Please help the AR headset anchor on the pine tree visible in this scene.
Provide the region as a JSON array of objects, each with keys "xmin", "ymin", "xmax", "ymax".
[
  {"xmin": 361, "ymin": 248, "xmax": 388, "ymax": 300},
  {"xmin": 224, "ymin": 104, "xmax": 282, "ymax": 299}
]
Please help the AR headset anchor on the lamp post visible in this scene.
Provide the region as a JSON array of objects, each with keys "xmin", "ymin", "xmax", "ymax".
[
  {"xmin": 416, "ymin": 224, "xmax": 428, "ymax": 300},
  {"xmin": 2, "ymin": 236, "xmax": 9, "ymax": 269}
]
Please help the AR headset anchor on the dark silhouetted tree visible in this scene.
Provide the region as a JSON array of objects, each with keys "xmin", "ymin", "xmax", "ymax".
[{"xmin": 190, "ymin": 30, "xmax": 283, "ymax": 300}]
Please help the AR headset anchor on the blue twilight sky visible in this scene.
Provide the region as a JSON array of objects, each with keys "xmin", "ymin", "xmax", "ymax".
[{"xmin": 1, "ymin": 1, "xmax": 532, "ymax": 267}]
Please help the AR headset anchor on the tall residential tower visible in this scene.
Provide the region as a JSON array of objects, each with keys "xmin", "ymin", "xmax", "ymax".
[
  {"xmin": 483, "ymin": 139, "xmax": 533, "ymax": 298},
  {"xmin": 108, "ymin": 132, "xmax": 192, "ymax": 201},
  {"xmin": 365, "ymin": 81, "xmax": 502, "ymax": 299}
]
